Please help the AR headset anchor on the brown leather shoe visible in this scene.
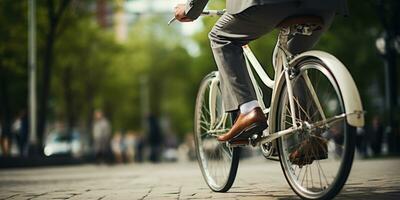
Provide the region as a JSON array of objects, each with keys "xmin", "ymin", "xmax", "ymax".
[{"xmin": 217, "ymin": 107, "xmax": 267, "ymax": 142}]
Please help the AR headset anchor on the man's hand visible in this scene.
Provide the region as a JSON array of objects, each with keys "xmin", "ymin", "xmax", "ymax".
[{"xmin": 174, "ymin": 4, "xmax": 193, "ymax": 22}]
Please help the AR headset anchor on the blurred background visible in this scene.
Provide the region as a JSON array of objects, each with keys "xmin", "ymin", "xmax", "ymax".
[{"xmin": 0, "ymin": 0, "xmax": 399, "ymax": 167}]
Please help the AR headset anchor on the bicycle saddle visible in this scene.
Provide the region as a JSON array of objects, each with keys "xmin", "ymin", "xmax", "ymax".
[{"xmin": 277, "ymin": 15, "xmax": 324, "ymax": 30}]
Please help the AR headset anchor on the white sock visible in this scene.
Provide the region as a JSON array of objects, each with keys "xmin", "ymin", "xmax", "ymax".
[{"xmin": 239, "ymin": 100, "xmax": 259, "ymax": 114}]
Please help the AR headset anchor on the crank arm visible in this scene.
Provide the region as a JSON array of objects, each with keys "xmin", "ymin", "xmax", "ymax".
[{"xmin": 254, "ymin": 125, "xmax": 303, "ymax": 146}]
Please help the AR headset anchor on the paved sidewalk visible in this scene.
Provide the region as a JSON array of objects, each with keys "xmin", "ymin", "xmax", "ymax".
[{"xmin": 0, "ymin": 157, "xmax": 399, "ymax": 199}]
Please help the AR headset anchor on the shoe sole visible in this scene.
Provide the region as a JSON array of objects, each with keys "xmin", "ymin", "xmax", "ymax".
[{"xmin": 229, "ymin": 122, "xmax": 268, "ymax": 144}]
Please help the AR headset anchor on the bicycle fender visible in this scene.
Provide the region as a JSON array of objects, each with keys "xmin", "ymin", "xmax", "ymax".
[
  {"xmin": 268, "ymin": 71, "xmax": 286, "ymax": 134},
  {"xmin": 289, "ymin": 50, "xmax": 365, "ymax": 127}
]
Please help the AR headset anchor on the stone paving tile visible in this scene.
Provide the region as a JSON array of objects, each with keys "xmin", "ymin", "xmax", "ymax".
[
  {"xmin": 67, "ymin": 190, "xmax": 109, "ymax": 200},
  {"xmin": 6, "ymin": 195, "xmax": 26, "ymax": 200},
  {"xmin": 0, "ymin": 194, "xmax": 20, "ymax": 200},
  {"xmin": 37, "ymin": 194, "xmax": 74, "ymax": 200},
  {"xmin": 99, "ymin": 189, "xmax": 149, "ymax": 200}
]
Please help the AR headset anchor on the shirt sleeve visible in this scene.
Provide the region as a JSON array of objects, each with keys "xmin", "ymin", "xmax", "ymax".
[{"xmin": 185, "ymin": 0, "xmax": 209, "ymax": 20}]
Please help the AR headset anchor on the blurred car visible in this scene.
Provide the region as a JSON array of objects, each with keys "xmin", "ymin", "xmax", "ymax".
[{"xmin": 44, "ymin": 130, "xmax": 88, "ymax": 157}]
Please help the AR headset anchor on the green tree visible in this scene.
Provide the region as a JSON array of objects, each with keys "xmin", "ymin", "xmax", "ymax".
[{"xmin": 0, "ymin": 1, "xmax": 28, "ymax": 154}]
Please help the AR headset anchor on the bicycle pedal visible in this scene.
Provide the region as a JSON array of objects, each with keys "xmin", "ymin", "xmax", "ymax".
[
  {"xmin": 249, "ymin": 134, "xmax": 260, "ymax": 147},
  {"xmin": 228, "ymin": 140, "xmax": 249, "ymax": 147}
]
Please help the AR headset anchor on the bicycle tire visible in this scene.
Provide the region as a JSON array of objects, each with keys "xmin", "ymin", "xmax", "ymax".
[
  {"xmin": 274, "ymin": 58, "xmax": 356, "ymax": 199},
  {"xmin": 194, "ymin": 71, "xmax": 240, "ymax": 192}
]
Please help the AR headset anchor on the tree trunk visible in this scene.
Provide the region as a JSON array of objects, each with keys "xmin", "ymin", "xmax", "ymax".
[
  {"xmin": 85, "ymin": 83, "xmax": 95, "ymax": 144},
  {"xmin": 37, "ymin": 25, "xmax": 55, "ymax": 153},
  {"xmin": 37, "ymin": 0, "xmax": 71, "ymax": 155},
  {"xmin": 63, "ymin": 67, "xmax": 75, "ymax": 135}
]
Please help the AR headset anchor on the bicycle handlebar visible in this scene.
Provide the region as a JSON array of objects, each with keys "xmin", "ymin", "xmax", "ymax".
[
  {"xmin": 201, "ymin": 9, "xmax": 226, "ymax": 16},
  {"xmin": 168, "ymin": 9, "xmax": 226, "ymax": 25}
]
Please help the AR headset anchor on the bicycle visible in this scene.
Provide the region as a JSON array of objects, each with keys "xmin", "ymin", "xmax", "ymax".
[{"xmin": 173, "ymin": 9, "xmax": 365, "ymax": 199}]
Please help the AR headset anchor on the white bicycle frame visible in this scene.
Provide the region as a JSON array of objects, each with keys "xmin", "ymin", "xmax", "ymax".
[{"xmin": 200, "ymin": 10, "xmax": 365, "ymax": 146}]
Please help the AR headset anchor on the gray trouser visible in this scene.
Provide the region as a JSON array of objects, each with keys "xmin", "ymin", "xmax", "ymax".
[{"xmin": 209, "ymin": 3, "xmax": 335, "ymax": 112}]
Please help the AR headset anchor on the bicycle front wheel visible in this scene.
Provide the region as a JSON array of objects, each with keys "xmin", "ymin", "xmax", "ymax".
[
  {"xmin": 194, "ymin": 72, "xmax": 240, "ymax": 192},
  {"xmin": 275, "ymin": 59, "xmax": 356, "ymax": 199}
]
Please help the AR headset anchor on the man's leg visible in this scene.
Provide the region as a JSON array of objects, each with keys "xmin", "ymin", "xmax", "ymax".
[
  {"xmin": 209, "ymin": 4, "xmax": 303, "ymax": 142},
  {"xmin": 208, "ymin": 5, "xmax": 296, "ymax": 112}
]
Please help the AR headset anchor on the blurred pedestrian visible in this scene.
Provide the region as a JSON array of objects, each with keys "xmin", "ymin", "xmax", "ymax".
[
  {"xmin": 163, "ymin": 132, "xmax": 178, "ymax": 162},
  {"xmin": 135, "ymin": 131, "xmax": 145, "ymax": 163},
  {"xmin": 178, "ymin": 133, "xmax": 196, "ymax": 162},
  {"xmin": 124, "ymin": 130, "xmax": 137, "ymax": 163},
  {"xmin": 0, "ymin": 116, "xmax": 12, "ymax": 157},
  {"xmin": 111, "ymin": 131, "xmax": 123, "ymax": 163},
  {"xmin": 395, "ymin": 125, "xmax": 400, "ymax": 153},
  {"xmin": 367, "ymin": 116, "xmax": 384, "ymax": 156},
  {"xmin": 355, "ymin": 127, "xmax": 367, "ymax": 158},
  {"xmin": 147, "ymin": 114, "xmax": 163, "ymax": 163},
  {"xmin": 92, "ymin": 110, "xmax": 111, "ymax": 163},
  {"xmin": 186, "ymin": 133, "xmax": 196, "ymax": 161},
  {"xmin": 0, "ymin": 120, "xmax": 3, "ymax": 155},
  {"xmin": 12, "ymin": 110, "xmax": 29, "ymax": 157}
]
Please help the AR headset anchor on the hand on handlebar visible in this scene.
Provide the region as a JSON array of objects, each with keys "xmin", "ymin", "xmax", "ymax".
[
  {"xmin": 174, "ymin": 4, "xmax": 193, "ymax": 22},
  {"xmin": 169, "ymin": 6, "xmax": 225, "ymax": 25}
]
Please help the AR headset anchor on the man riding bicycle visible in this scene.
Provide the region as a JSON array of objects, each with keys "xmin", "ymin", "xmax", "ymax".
[{"xmin": 174, "ymin": 0, "xmax": 348, "ymax": 145}]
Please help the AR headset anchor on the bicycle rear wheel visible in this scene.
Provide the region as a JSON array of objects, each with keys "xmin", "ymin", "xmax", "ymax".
[
  {"xmin": 194, "ymin": 72, "xmax": 240, "ymax": 192},
  {"xmin": 275, "ymin": 59, "xmax": 356, "ymax": 199}
]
